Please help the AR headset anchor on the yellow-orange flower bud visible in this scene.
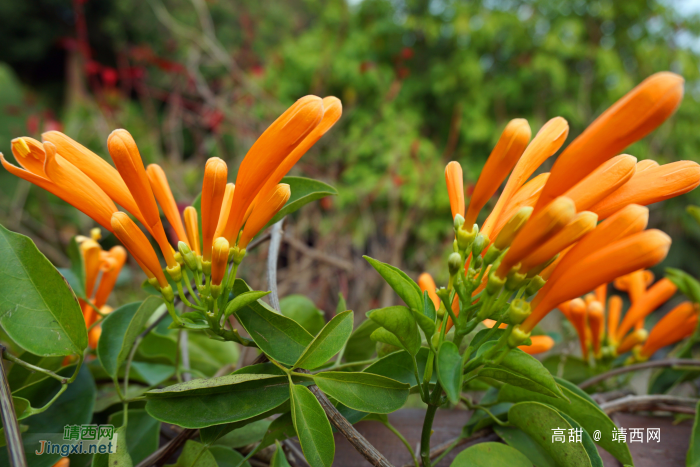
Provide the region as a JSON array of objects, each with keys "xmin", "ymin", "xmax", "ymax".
[
  {"xmin": 201, "ymin": 157, "xmax": 228, "ymax": 261},
  {"xmin": 519, "ymin": 335, "xmax": 555, "ymax": 355},
  {"xmin": 617, "ymin": 328, "xmax": 648, "ymax": 354},
  {"xmin": 94, "ymin": 246, "xmax": 127, "ymax": 308},
  {"xmin": 211, "ymin": 237, "xmax": 230, "ymax": 287},
  {"xmin": 111, "ymin": 212, "xmax": 168, "ymax": 288},
  {"xmin": 569, "ymin": 298, "xmax": 589, "ymax": 360},
  {"xmin": 494, "ymin": 207, "xmax": 533, "ymax": 250},
  {"xmin": 588, "ymin": 300, "xmax": 604, "ymax": 356},
  {"xmin": 445, "ymin": 161, "xmax": 465, "ymax": 221},
  {"xmin": 214, "ymin": 183, "xmax": 235, "ymax": 240},
  {"xmin": 239, "ymin": 184, "xmax": 291, "ymax": 248},
  {"xmin": 636, "ymin": 159, "xmax": 659, "ymax": 172},
  {"xmin": 492, "ymin": 173, "xmax": 549, "ymax": 237},
  {"xmin": 640, "ymin": 301, "xmax": 698, "ymax": 358},
  {"xmin": 183, "ymin": 207, "xmax": 201, "ymax": 256},
  {"xmin": 418, "ymin": 273, "xmax": 440, "ymax": 310},
  {"xmin": 607, "ymin": 295, "xmax": 622, "ymax": 345},
  {"xmin": 563, "ymin": 154, "xmax": 637, "ymax": 211},
  {"xmin": 146, "ymin": 163, "xmax": 188, "ymax": 247},
  {"xmin": 616, "ymin": 278, "xmax": 677, "ymax": 342}
]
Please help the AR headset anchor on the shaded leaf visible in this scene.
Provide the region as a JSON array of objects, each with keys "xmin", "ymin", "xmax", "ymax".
[
  {"xmin": 364, "ymin": 348, "xmax": 436, "ymax": 389},
  {"xmin": 343, "ymin": 318, "xmax": 379, "ymax": 363},
  {"xmin": 290, "ymin": 384, "xmax": 334, "ymax": 467},
  {"xmin": 437, "ymin": 341, "xmax": 462, "ymax": 404},
  {"xmin": 295, "ymin": 311, "xmax": 353, "ymax": 369},
  {"xmin": 559, "ymin": 412, "xmax": 603, "ymax": 467},
  {"xmin": 449, "ymin": 442, "xmax": 532, "ymax": 467},
  {"xmin": 367, "ymin": 306, "xmax": 421, "ymax": 356},
  {"xmin": 109, "ymin": 410, "xmax": 160, "ymax": 465},
  {"xmin": 208, "ymin": 446, "xmax": 251, "ymax": 467},
  {"xmin": 689, "ymin": 400, "xmax": 700, "ymax": 467},
  {"xmin": 364, "ymin": 256, "xmax": 423, "ymax": 312},
  {"xmin": 67, "ymin": 236, "xmax": 86, "ymax": 298},
  {"xmin": 271, "ymin": 441, "xmax": 292, "ymax": 467},
  {"xmin": 313, "ymin": 371, "xmax": 409, "ymax": 413},
  {"xmin": 279, "ymin": 295, "xmax": 326, "ymax": 336},
  {"xmin": 267, "ymin": 176, "xmax": 338, "ymax": 227},
  {"xmin": 493, "ymin": 426, "xmax": 556, "ymax": 467},
  {"xmin": 165, "ymin": 440, "xmax": 215, "ymax": 467}
]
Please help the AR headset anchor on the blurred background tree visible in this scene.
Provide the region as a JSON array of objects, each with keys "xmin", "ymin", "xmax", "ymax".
[{"xmin": 2, "ymin": 0, "xmax": 700, "ymax": 316}]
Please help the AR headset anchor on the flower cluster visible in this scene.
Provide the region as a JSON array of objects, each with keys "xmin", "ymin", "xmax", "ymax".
[
  {"xmin": 2, "ymin": 95, "xmax": 341, "ymax": 333},
  {"xmin": 419, "ymin": 72, "xmax": 700, "ymax": 352}
]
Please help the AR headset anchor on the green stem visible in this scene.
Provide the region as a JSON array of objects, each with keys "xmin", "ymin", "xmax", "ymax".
[
  {"xmin": 384, "ymin": 420, "xmax": 419, "ymax": 467},
  {"xmin": 461, "ymin": 396, "xmax": 508, "ymax": 426},
  {"xmin": 26, "ymin": 384, "xmax": 67, "ymax": 416},
  {"xmin": 432, "ymin": 436, "xmax": 463, "ymax": 466},
  {"xmin": 420, "ymin": 382, "xmax": 443, "ymax": 467},
  {"xmin": 412, "ymin": 356, "xmax": 426, "ymax": 402},
  {"xmin": 321, "ymin": 359, "xmax": 377, "ymax": 372},
  {"xmin": 176, "ymin": 282, "xmax": 205, "ymax": 310},
  {"xmin": 3, "ymin": 353, "xmax": 66, "ymax": 383},
  {"xmin": 165, "ymin": 300, "xmax": 183, "ymax": 326},
  {"xmin": 182, "ymin": 268, "xmax": 201, "ymax": 304}
]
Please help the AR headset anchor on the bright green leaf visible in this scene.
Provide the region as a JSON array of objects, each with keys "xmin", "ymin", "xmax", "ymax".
[
  {"xmin": 370, "ymin": 327, "xmax": 405, "ymax": 350},
  {"xmin": 66, "ymin": 236, "xmax": 86, "ymax": 298},
  {"xmin": 364, "ymin": 256, "xmax": 423, "ymax": 312},
  {"xmin": 437, "ymin": 341, "xmax": 462, "ymax": 405},
  {"xmin": 449, "ymin": 442, "xmax": 532, "ymax": 467},
  {"xmin": 493, "ymin": 426, "xmax": 556, "ymax": 467},
  {"xmin": 290, "ymin": 385, "xmax": 334, "ymax": 467},
  {"xmin": 295, "ymin": 311, "xmax": 353, "ymax": 369},
  {"xmin": 367, "ymin": 306, "xmax": 421, "ymax": 356},
  {"xmin": 344, "ymin": 318, "xmax": 379, "ymax": 363},
  {"xmin": 271, "ymin": 441, "xmax": 292, "ymax": 467},
  {"xmin": 559, "ymin": 412, "xmax": 603, "ymax": 467},
  {"xmin": 364, "ymin": 348, "xmax": 436, "ymax": 389},
  {"xmin": 266, "ymin": 176, "xmax": 338, "ymax": 227},
  {"xmin": 313, "ymin": 371, "xmax": 409, "ymax": 413},
  {"xmin": 223, "ymin": 290, "xmax": 271, "ymax": 320}
]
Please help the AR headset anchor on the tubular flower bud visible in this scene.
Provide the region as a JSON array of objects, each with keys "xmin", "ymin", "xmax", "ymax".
[
  {"xmin": 542, "ymin": 204, "xmax": 649, "ymax": 288},
  {"xmin": 523, "ymin": 229, "xmax": 672, "ymax": 333},
  {"xmin": 93, "ymin": 246, "xmax": 127, "ymax": 308},
  {"xmin": 483, "ymin": 319, "xmax": 508, "ymax": 329},
  {"xmin": 525, "ymin": 275, "xmax": 546, "ymax": 296},
  {"xmin": 590, "ymin": 161, "xmax": 700, "ymax": 219},
  {"xmin": 146, "ymin": 164, "xmax": 188, "ymax": 246},
  {"xmin": 614, "ymin": 269, "xmax": 654, "ymax": 304},
  {"xmin": 111, "ymin": 212, "xmax": 168, "ymax": 288},
  {"xmin": 80, "ymin": 239, "xmax": 102, "ymax": 302},
  {"xmin": 42, "ymin": 131, "xmax": 144, "ymax": 221},
  {"xmin": 505, "ymin": 271, "xmax": 527, "ymax": 291},
  {"xmin": 465, "ymin": 119, "xmax": 531, "ymax": 226},
  {"xmin": 509, "ymin": 299, "xmax": 531, "ymax": 325},
  {"xmin": 418, "ymin": 273, "xmax": 441, "ymax": 310},
  {"xmin": 211, "ymin": 237, "xmax": 230, "ymax": 289},
  {"xmin": 445, "ymin": 161, "xmax": 465, "ymax": 221},
  {"xmin": 563, "ymin": 154, "xmax": 637, "ymax": 211},
  {"xmin": 238, "ymin": 184, "xmax": 291, "ymax": 248},
  {"xmin": 640, "ymin": 302, "xmax": 698, "ymax": 359},
  {"xmin": 616, "ymin": 278, "xmax": 677, "ymax": 341},
  {"xmin": 607, "ymin": 295, "xmax": 623, "ymax": 345},
  {"xmin": 507, "ymin": 325, "xmax": 531, "ymax": 348},
  {"xmin": 482, "ymin": 245, "xmax": 502, "ymax": 266},
  {"xmin": 183, "ymin": 207, "xmax": 201, "ymax": 256},
  {"xmin": 569, "ymin": 298, "xmax": 589, "ymax": 360},
  {"xmin": 617, "ymin": 328, "xmax": 648, "ymax": 355},
  {"xmin": 91, "ymin": 228, "xmax": 102, "ymax": 241},
  {"xmin": 588, "ymin": 301, "xmax": 604, "ymax": 356},
  {"xmin": 200, "ymin": 157, "xmax": 228, "ymax": 261},
  {"xmin": 496, "ymin": 197, "xmax": 576, "ymax": 277},
  {"xmin": 492, "ymin": 173, "xmax": 549, "ymax": 236},
  {"xmin": 520, "ymin": 211, "xmax": 598, "ymax": 273},
  {"xmin": 221, "ymin": 96, "xmax": 324, "ymax": 242},
  {"xmin": 481, "ymin": 117, "xmax": 569, "ymax": 239},
  {"xmin": 447, "ymin": 253, "xmax": 462, "ymax": 276},
  {"xmin": 595, "ymin": 284, "xmax": 607, "ymax": 308},
  {"xmin": 519, "ymin": 335, "xmax": 555, "ymax": 355},
  {"xmin": 471, "ymin": 233, "xmax": 489, "ymax": 256},
  {"xmin": 557, "ymin": 300, "xmax": 572, "ymax": 320},
  {"xmin": 636, "ymin": 159, "xmax": 659, "ymax": 172},
  {"xmin": 108, "ymin": 129, "xmax": 177, "ymax": 268},
  {"xmin": 494, "ymin": 207, "xmax": 533, "ymax": 250},
  {"xmin": 178, "ymin": 241, "xmax": 198, "ymax": 272},
  {"xmin": 214, "ymin": 183, "xmax": 235, "ymax": 240},
  {"xmin": 486, "ymin": 272, "xmax": 506, "ymax": 295},
  {"xmin": 536, "ymin": 72, "xmax": 684, "ymax": 210}
]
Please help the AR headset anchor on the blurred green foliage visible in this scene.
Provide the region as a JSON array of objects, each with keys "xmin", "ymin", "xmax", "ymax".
[{"xmin": 2, "ymin": 0, "xmax": 700, "ymax": 309}]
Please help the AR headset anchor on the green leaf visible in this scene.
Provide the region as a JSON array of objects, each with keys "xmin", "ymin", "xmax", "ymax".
[
  {"xmin": 109, "ymin": 426, "xmax": 133, "ymax": 467},
  {"xmin": 223, "ymin": 290, "xmax": 271, "ymax": 320},
  {"xmin": 364, "ymin": 256, "xmax": 423, "ymax": 312},
  {"xmin": 499, "ymin": 380, "xmax": 633, "ymax": 466},
  {"xmin": 67, "ymin": 236, "xmax": 86, "ymax": 298},
  {"xmin": 7, "ymin": 352, "xmax": 63, "ymax": 390},
  {"xmin": 165, "ymin": 440, "xmax": 216, "ymax": 467},
  {"xmin": 344, "ymin": 318, "xmax": 379, "ymax": 363},
  {"xmin": 313, "ymin": 371, "xmax": 409, "ymax": 413},
  {"xmin": 271, "ymin": 441, "xmax": 292, "ymax": 467},
  {"xmin": 0, "ymin": 223, "xmax": 88, "ymax": 356},
  {"xmin": 412, "ymin": 309, "xmax": 436, "ymax": 338},
  {"xmin": 364, "ymin": 348, "xmax": 436, "ymax": 389},
  {"xmin": 208, "ymin": 446, "xmax": 251, "ymax": 467},
  {"xmin": 279, "ymin": 295, "xmax": 326, "ymax": 335},
  {"xmin": 449, "ymin": 442, "xmax": 532, "ymax": 467},
  {"xmin": 478, "ymin": 342, "xmax": 566, "ymax": 400},
  {"xmin": 199, "ymin": 406, "xmax": 283, "ymax": 445},
  {"xmin": 665, "ymin": 268, "xmax": 700, "ymax": 304},
  {"xmin": 295, "ymin": 311, "xmax": 353, "ymax": 369},
  {"xmin": 463, "ymin": 402, "xmax": 511, "ymax": 436},
  {"xmin": 370, "ymin": 327, "xmax": 405, "ymax": 350},
  {"xmin": 98, "ymin": 297, "xmax": 164, "ymax": 378},
  {"xmin": 290, "ymin": 384, "xmax": 334, "ymax": 467},
  {"xmin": 508, "ymin": 402, "xmax": 592, "ymax": 467},
  {"xmin": 13, "ymin": 397, "xmax": 31, "ymax": 420},
  {"xmin": 108, "ymin": 410, "xmax": 161, "ymax": 465},
  {"xmin": 422, "ymin": 291, "xmax": 437, "ymax": 321},
  {"xmin": 257, "ymin": 412, "xmax": 296, "ymax": 452},
  {"xmin": 437, "ymin": 341, "xmax": 462, "ymax": 405},
  {"xmin": 336, "ymin": 293, "xmax": 347, "ymax": 314},
  {"xmin": 493, "ymin": 426, "xmax": 556, "ymax": 467},
  {"xmin": 367, "ymin": 306, "xmax": 421, "ymax": 356},
  {"xmin": 145, "ymin": 374, "xmax": 291, "ymax": 428},
  {"xmin": 266, "ymin": 176, "xmax": 338, "ymax": 227},
  {"xmin": 210, "ymin": 419, "xmax": 271, "ymax": 449},
  {"xmin": 689, "ymin": 400, "xmax": 700, "ymax": 467},
  {"xmin": 233, "ymin": 279, "xmax": 314, "ymax": 365},
  {"xmin": 559, "ymin": 412, "xmax": 604, "ymax": 467},
  {"xmin": 541, "ymin": 354, "xmax": 593, "ymax": 385}
]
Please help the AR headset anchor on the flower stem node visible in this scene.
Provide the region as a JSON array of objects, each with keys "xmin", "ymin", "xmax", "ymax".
[
  {"xmin": 525, "ymin": 275, "xmax": 546, "ymax": 296},
  {"xmin": 471, "ymin": 233, "xmax": 489, "ymax": 257},
  {"xmin": 231, "ymin": 246, "xmax": 247, "ymax": 265},
  {"xmin": 507, "ymin": 325, "xmax": 531, "ymax": 348},
  {"xmin": 436, "ymin": 305, "xmax": 446, "ymax": 320},
  {"xmin": 166, "ymin": 263, "xmax": 182, "ymax": 282},
  {"xmin": 482, "ymin": 245, "xmax": 502, "ymax": 266},
  {"xmin": 508, "ymin": 299, "xmax": 531, "ymax": 325},
  {"xmin": 210, "ymin": 284, "xmax": 222, "ymax": 299},
  {"xmin": 456, "ymin": 222, "xmax": 477, "ymax": 251},
  {"xmin": 161, "ymin": 284, "xmax": 175, "ymax": 303},
  {"xmin": 486, "ymin": 273, "xmax": 506, "ymax": 295},
  {"xmin": 505, "ymin": 271, "xmax": 527, "ymax": 291},
  {"xmin": 448, "ymin": 252, "xmax": 462, "ymax": 276},
  {"xmin": 178, "ymin": 241, "xmax": 199, "ymax": 272},
  {"xmin": 147, "ymin": 277, "xmax": 160, "ymax": 290},
  {"xmin": 201, "ymin": 260, "xmax": 212, "ymax": 276},
  {"xmin": 174, "ymin": 251, "xmax": 184, "ymax": 267}
]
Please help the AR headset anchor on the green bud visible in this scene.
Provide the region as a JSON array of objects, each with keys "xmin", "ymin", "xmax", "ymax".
[
  {"xmin": 178, "ymin": 241, "xmax": 198, "ymax": 271},
  {"xmin": 456, "ymin": 223, "xmax": 477, "ymax": 251},
  {"xmin": 507, "ymin": 325, "xmax": 531, "ymax": 348},
  {"xmin": 505, "ymin": 271, "xmax": 527, "ymax": 291},
  {"xmin": 453, "ymin": 214, "xmax": 465, "ymax": 231},
  {"xmin": 174, "ymin": 251, "xmax": 184, "ymax": 266},
  {"xmin": 486, "ymin": 273, "xmax": 505, "ymax": 295},
  {"xmin": 448, "ymin": 252, "xmax": 462, "ymax": 276},
  {"xmin": 201, "ymin": 260, "xmax": 212, "ymax": 276},
  {"xmin": 431, "ymin": 333, "xmax": 441, "ymax": 350},
  {"xmin": 166, "ymin": 263, "xmax": 182, "ymax": 282},
  {"xmin": 471, "ymin": 233, "xmax": 489, "ymax": 256},
  {"xmin": 161, "ymin": 284, "xmax": 175, "ymax": 302},
  {"xmin": 525, "ymin": 275, "xmax": 546, "ymax": 296},
  {"xmin": 436, "ymin": 305, "xmax": 446, "ymax": 319},
  {"xmin": 482, "ymin": 245, "xmax": 502, "ymax": 266},
  {"xmin": 508, "ymin": 299, "xmax": 531, "ymax": 325},
  {"xmin": 231, "ymin": 246, "xmax": 246, "ymax": 265},
  {"xmin": 472, "ymin": 254, "xmax": 483, "ymax": 270}
]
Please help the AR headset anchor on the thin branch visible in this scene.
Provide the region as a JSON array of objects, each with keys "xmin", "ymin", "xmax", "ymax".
[
  {"xmin": 248, "ymin": 230, "xmax": 272, "ymax": 251},
  {"xmin": 0, "ymin": 347, "xmax": 27, "ymax": 467},
  {"xmin": 283, "ymin": 234, "xmax": 354, "ymax": 272},
  {"xmin": 600, "ymin": 395, "xmax": 698, "ymax": 415},
  {"xmin": 267, "ymin": 219, "xmax": 285, "ymax": 312},
  {"xmin": 135, "ymin": 428, "xmax": 198, "ymax": 467},
  {"xmin": 579, "ymin": 359, "xmax": 700, "ymax": 389}
]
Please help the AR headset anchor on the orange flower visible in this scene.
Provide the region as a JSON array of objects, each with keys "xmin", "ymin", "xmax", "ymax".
[
  {"xmin": 562, "ymin": 154, "xmax": 637, "ymax": 211},
  {"xmin": 483, "ymin": 319, "xmax": 508, "ymax": 329},
  {"xmin": 519, "ymin": 211, "xmax": 598, "ymax": 273},
  {"xmin": 146, "ymin": 164, "xmax": 188, "ymax": 246},
  {"xmin": 88, "ymin": 326, "xmax": 102, "ymax": 350},
  {"xmin": 542, "ymin": 204, "xmax": 649, "ymax": 288},
  {"xmin": 418, "ymin": 273, "xmax": 440, "ymax": 310},
  {"xmin": 492, "ymin": 173, "xmax": 549, "ymax": 237},
  {"xmin": 607, "ymin": 295, "xmax": 622, "ymax": 344},
  {"xmin": 111, "ymin": 212, "xmax": 168, "ymax": 288},
  {"xmin": 539, "ymin": 245, "xmax": 571, "ymax": 281},
  {"xmin": 557, "ymin": 300, "xmax": 572, "ymax": 320},
  {"xmin": 107, "ymin": 130, "xmax": 177, "ymax": 269},
  {"xmin": 569, "ymin": 298, "xmax": 589, "ymax": 360},
  {"xmin": 220, "ymin": 96, "xmax": 324, "ymax": 243},
  {"xmin": 52, "ymin": 455, "xmax": 70, "ymax": 467},
  {"xmin": 519, "ymin": 335, "xmax": 555, "ymax": 355},
  {"xmin": 614, "ymin": 270, "xmax": 654, "ymax": 303},
  {"xmin": 211, "ymin": 237, "xmax": 230, "ymax": 287},
  {"xmin": 536, "ymin": 72, "xmax": 684, "ymax": 210},
  {"xmin": 184, "ymin": 207, "xmax": 201, "ymax": 256},
  {"xmin": 81, "ymin": 240, "xmax": 102, "ymax": 298},
  {"xmin": 588, "ymin": 300, "xmax": 604, "ymax": 356},
  {"xmin": 464, "ymin": 119, "xmax": 531, "ymax": 226},
  {"xmin": 239, "ymin": 184, "xmax": 291, "ymax": 248},
  {"xmin": 615, "ymin": 278, "xmax": 677, "ymax": 342},
  {"xmin": 481, "ymin": 117, "xmax": 569, "ymax": 239},
  {"xmin": 214, "ymin": 183, "xmax": 235, "ymax": 240},
  {"xmin": 445, "ymin": 161, "xmax": 465, "ymax": 221},
  {"xmin": 617, "ymin": 328, "xmax": 648, "ymax": 354},
  {"xmin": 93, "ymin": 246, "xmax": 127, "ymax": 308},
  {"xmin": 43, "ymin": 131, "xmax": 143, "ymax": 221},
  {"xmin": 636, "ymin": 159, "xmax": 659, "ymax": 172},
  {"xmin": 493, "ymin": 207, "xmax": 533, "ymax": 250},
  {"xmin": 589, "ymin": 161, "xmax": 700, "ymax": 219},
  {"xmin": 496, "ymin": 196, "xmax": 576, "ymax": 277},
  {"xmin": 595, "ymin": 284, "xmax": 607, "ymax": 307},
  {"xmin": 640, "ymin": 301, "xmax": 698, "ymax": 359},
  {"xmin": 522, "ymin": 229, "xmax": 671, "ymax": 333},
  {"xmin": 200, "ymin": 157, "xmax": 228, "ymax": 261}
]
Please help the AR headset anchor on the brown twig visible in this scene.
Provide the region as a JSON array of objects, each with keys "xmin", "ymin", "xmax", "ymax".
[
  {"xmin": 600, "ymin": 395, "xmax": 698, "ymax": 415},
  {"xmin": 135, "ymin": 427, "xmax": 198, "ymax": 467},
  {"xmin": 283, "ymin": 233, "xmax": 354, "ymax": 272},
  {"xmin": 578, "ymin": 359, "xmax": 700, "ymax": 389},
  {"xmin": 0, "ymin": 347, "xmax": 27, "ymax": 467}
]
